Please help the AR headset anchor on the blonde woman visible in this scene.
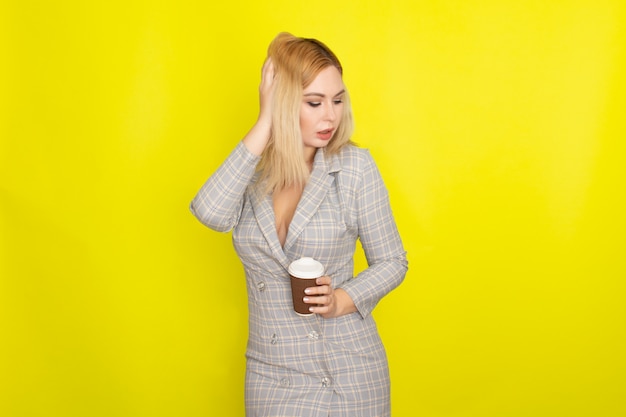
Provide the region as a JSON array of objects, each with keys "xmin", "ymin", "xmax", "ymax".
[{"xmin": 191, "ymin": 32, "xmax": 408, "ymax": 416}]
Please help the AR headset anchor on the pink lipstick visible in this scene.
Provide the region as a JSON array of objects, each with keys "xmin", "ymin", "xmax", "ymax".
[{"xmin": 317, "ymin": 128, "xmax": 334, "ymax": 141}]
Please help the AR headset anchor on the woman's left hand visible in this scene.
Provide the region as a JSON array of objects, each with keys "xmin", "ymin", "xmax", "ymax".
[{"xmin": 304, "ymin": 276, "xmax": 357, "ymax": 319}]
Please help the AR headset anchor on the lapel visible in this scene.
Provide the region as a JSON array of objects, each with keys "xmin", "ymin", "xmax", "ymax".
[
  {"xmin": 249, "ymin": 182, "xmax": 291, "ymax": 272},
  {"xmin": 284, "ymin": 148, "xmax": 341, "ymax": 253},
  {"xmin": 248, "ymin": 148, "xmax": 342, "ymax": 270}
]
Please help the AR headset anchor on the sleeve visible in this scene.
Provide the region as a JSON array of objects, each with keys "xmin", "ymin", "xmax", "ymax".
[
  {"xmin": 190, "ymin": 141, "xmax": 261, "ymax": 232},
  {"xmin": 340, "ymin": 150, "xmax": 408, "ymax": 318}
]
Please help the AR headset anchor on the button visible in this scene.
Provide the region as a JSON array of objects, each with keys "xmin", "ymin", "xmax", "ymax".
[
  {"xmin": 256, "ymin": 281, "xmax": 266, "ymax": 292},
  {"xmin": 279, "ymin": 377, "xmax": 290, "ymax": 387},
  {"xmin": 307, "ymin": 330, "xmax": 320, "ymax": 341},
  {"xmin": 270, "ymin": 334, "xmax": 278, "ymax": 345},
  {"xmin": 321, "ymin": 377, "xmax": 332, "ymax": 387}
]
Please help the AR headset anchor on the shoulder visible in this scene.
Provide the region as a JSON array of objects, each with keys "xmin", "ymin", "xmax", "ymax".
[
  {"xmin": 335, "ymin": 144, "xmax": 376, "ymax": 173},
  {"xmin": 329, "ymin": 145, "xmax": 381, "ymax": 190}
]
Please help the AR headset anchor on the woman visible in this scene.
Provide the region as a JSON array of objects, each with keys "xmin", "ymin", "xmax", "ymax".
[{"xmin": 191, "ymin": 32, "xmax": 408, "ymax": 416}]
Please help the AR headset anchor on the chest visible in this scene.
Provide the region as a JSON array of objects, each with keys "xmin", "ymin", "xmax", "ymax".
[
  {"xmin": 233, "ymin": 178, "xmax": 358, "ymax": 273},
  {"xmin": 272, "ymin": 184, "xmax": 304, "ymax": 248}
]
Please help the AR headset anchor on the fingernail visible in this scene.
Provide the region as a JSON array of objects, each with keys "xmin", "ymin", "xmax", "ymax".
[
  {"xmin": 304, "ymin": 288, "xmax": 311, "ymax": 295},
  {"xmin": 303, "ymin": 297, "xmax": 309, "ymax": 303}
]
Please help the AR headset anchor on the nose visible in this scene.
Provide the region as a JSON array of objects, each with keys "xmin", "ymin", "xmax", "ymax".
[{"xmin": 325, "ymin": 101, "xmax": 337, "ymax": 121}]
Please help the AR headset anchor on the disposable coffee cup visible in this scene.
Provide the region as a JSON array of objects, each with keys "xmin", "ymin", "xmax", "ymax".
[{"xmin": 288, "ymin": 257, "xmax": 324, "ymax": 316}]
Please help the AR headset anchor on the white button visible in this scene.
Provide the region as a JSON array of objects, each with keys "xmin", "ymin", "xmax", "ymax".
[
  {"xmin": 257, "ymin": 281, "xmax": 266, "ymax": 292},
  {"xmin": 280, "ymin": 377, "xmax": 290, "ymax": 387},
  {"xmin": 321, "ymin": 377, "xmax": 332, "ymax": 387},
  {"xmin": 307, "ymin": 331, "xmax": 320, "ymax": 341},
  {"xmin": 270, "ymin": 334, "xmax": 278, "ymax": 345}
]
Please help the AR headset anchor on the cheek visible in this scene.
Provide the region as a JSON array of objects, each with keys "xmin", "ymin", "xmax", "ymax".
[
  {"xmin": 299, "ymin": 110, "xmax": 313, "ymax": 132},
  {"xmin": 299, "ymin": 107, "xmax": 306, "ymax": 130},
  {"xmin": 338, "ymin": 104, "xmax": 345, "ymax": 119}
]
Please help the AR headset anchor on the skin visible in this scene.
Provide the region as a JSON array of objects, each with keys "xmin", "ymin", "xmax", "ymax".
[
  {"xmin": 299, "ymin": 65, "xmax": 345, "ymax": 163},
  {"xmin": 242, "ymin": 57, "xmax": 357, "ymax": 319}
]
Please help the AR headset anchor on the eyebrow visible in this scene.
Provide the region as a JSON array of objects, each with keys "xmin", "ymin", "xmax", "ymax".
[{"xmin": 303, "ymin": 89, "xmax": 345, "ymax": 98}]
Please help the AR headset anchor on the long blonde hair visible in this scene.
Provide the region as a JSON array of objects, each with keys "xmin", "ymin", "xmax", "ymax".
[{"xmin": 256, "ymin": 32, "xmax": 354, "ymax": 193}]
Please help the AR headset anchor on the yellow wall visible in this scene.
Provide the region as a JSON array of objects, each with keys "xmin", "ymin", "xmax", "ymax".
[{"xmin": 1, "ymin": 1, "xmax": 625, "ymax": 416}]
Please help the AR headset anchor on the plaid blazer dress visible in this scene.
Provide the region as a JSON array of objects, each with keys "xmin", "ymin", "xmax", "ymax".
[{"xmin": 191, "ymin": 142, "xmax": 408, "ymax": 416}]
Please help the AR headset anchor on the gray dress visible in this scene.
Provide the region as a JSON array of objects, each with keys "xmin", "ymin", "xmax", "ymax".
[{"xmin": 191, "ymin": 142, "xmax": 408, "ymax": 416}]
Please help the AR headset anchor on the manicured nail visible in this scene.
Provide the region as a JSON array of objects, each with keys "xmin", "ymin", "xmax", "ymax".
[
  {"xmin": 304, "ymin": 288, "xmax": 311, "ymax": 295},
  {"xmin": 303, "ymin": 297, "xmax": 310, "ymax": 303}
]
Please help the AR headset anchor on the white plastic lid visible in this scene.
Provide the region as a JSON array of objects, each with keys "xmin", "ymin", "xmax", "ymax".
[{"xmin": 288, "ymin": 257, "xmax": 324, "ymax": 279}]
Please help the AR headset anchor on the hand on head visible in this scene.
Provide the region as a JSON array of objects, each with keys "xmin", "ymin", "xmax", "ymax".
[
  {"xmin": 242, "ymin": 56, "xmax": 275, "ymax": 156},
  {"xmin": 258, "ymin": 57, "xmax": 275, "ymax": 126}
]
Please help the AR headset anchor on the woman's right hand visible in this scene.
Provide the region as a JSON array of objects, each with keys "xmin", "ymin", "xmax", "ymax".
[
  {"xmin": 243, "ymin": 57, "xmax": 276, "ymax": 156},
  {"xmin": 257, "ymin": 57, "xmax": 275, "ymax": 126}
]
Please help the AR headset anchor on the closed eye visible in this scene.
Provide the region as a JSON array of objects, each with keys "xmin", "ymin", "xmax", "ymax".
[{"xmin": 307, "ymin": 102, "xmax": 321, "ymax": 107}]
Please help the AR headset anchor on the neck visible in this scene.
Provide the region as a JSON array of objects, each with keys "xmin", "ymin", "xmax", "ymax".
[{"xmin": 304, "ymin": 147, "xmax": 316, "ymax": 168}]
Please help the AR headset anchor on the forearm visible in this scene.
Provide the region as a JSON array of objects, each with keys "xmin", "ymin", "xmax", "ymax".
[
  {"xmin": 242, "ymin": 119, "xmax": 271, "ymax": 156},
  {"xmin": 345, "ymin": 149, "xmax": 408, "ymax": 318},
  {"xmin": 190, "ymin": 141, "xmax": 260, "ymax": 232},
  {"xmin": 342, "ymin": 254, "xmax": 408, "ymax": 318}
]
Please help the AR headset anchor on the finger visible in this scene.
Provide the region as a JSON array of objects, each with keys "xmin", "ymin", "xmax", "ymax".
[
  {"xmin": 262, "ymin": 58, "xmax": 274, "ymax": 78},
  {"xmin": 260, "ymin": 59, "xmax": 271, "ymax": 83},
  {"xmin": 305, "ymin": 284, "xmax": 331, "ymax": 296},
  {"xmin": 315, "ymin": 276, "xmax": 331, "ymax": 286},
  {"xmin": 262, "ymin": 56, "xmax": 271, "ymax": 72},
  {"xmin": 309, "ymin": 304, "xmax": 333, "ymax": 317},
  {"xmin": 303, "ymin": 295, "xmax": 331, "ymax": 305}
]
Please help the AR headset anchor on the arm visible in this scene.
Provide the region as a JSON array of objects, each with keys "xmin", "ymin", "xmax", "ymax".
[
  {"xmin": 190, "ymin": 141, "xmax": 260, "ymax": 232},
  {"xmin": 341, "ymin": 150, "xmax": 408, "ymax": 318},
  {"xmin": 306, "ymin": 150, "xmax": 408, "ymax": 319},
  {"xmin": 189, "ymin": 58, "xmax": 275, "ymax": 231}
]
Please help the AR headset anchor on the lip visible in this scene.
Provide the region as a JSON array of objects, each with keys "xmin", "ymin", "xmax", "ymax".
[{"xmin": 316, "ymin": 128, "xmax": 335, "ymax": 141}]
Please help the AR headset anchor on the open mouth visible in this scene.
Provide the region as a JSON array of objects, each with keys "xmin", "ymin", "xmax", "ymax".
[{"xmin": 317, "ymin": 128, "xmax": 335, "ymax": 140}]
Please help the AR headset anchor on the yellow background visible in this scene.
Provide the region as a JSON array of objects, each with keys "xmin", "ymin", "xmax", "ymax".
[{"xmin": 1, "ymin": 1, "xmax": 625, "ymax": 416}]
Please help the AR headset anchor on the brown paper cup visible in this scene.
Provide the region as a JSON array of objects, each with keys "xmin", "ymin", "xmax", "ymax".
[{"xmin": 288, "ymin": 257, "xmax": 324, "ymax": 316}]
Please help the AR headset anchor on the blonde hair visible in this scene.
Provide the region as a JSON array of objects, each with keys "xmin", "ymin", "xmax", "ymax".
[{"xmin": 256, "ymin": 32, "xmax": 355, "ymax": 193}]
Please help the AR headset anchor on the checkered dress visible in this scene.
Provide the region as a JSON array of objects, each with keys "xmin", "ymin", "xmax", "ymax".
[{"xmin": 191, "ymin": 142, "xmax": 408, "ymax": 416}]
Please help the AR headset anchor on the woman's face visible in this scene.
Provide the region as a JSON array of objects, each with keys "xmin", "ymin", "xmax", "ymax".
[{"xmin": 300, "ymin": 66, "xmax": 345, "ymax": 159}]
